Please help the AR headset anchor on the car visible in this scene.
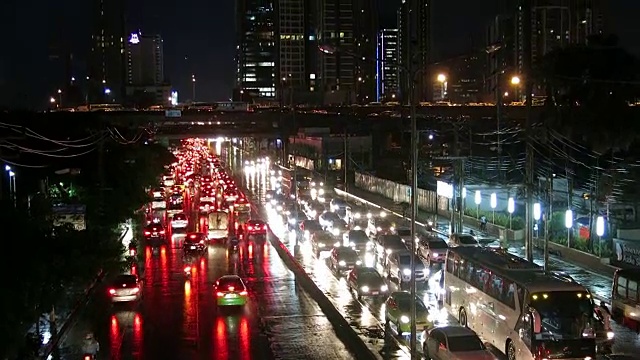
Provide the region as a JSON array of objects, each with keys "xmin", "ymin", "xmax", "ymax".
[
  {"xmin": 214, "ymin": 275, "xmax": 248, "ymax": 306},
  {"xmin": 330, "ymin": 198, "xmax": 348, "ymax": 211},
  {"xmin": 384, "ymin": 291, "xmax": 432, "ymax": 337},
  {"xmin": 300, "ymin": 219, "xmax": 322, "ymax": 241},
  {"xmin": 171, "ymin": 213, "xmax": 188, "ymax": 229},
  {"xmin": 347, "ymin": 267, "xmax": 388, "ymax": 299},
  {"xmin": 343, "ymin": 229, "xmax": 372, "ymax": 253},
  {"xmin": 395, "ymin": 226, "xmax": 413, "ymax": 244},
  {"xmin": 245, "ymin": 219, "xmax": 268, "ymax": 236},
  {"xmin": 448, "ymin": 233, "xmax": 479, "ymax": 247},
  {"xmin": 108, "ymin": 274, "xmax": 142, "ymax": 302},
  {"xmin": 386, "ymin": 250, "xmax": 428, "ymax": 286},
  {"xmin": 329, "ymin": 247, "xmax": 362, "ymax": 272},
  {"xmin": 199, "ymin": 200, "xmax": 215, "ymax": 213},
  {"xmin": 367, "ymin": 217, "xmax": 394, "ymax": 238},
  {"xmin": 418, "ymin": 236, "xmax": 448, "ymax": 267},
  {"xmin": 328, "ymin": 219, "xmax": 348, "ymax": 237},
  {"xmin": 143, "ymin": 223, "xmax": 166, "ymax": 241},
  {"xmin": 319, "ymin": 211, "xmax": 341, "ymax": 229},
  {"xmin": 375, "ymin": 234, "xmax": 407, "ymax": 261},
  {"xmin": 183, "ymin": 232, "xmax": 207, "ymax": 253},
  {"xmin": 422, "ymin": 326, "xmax": 494, "ymax": 360},
  {"xmin": 311, "ymin": 231, "xmax": 336, "ymax": 256}
]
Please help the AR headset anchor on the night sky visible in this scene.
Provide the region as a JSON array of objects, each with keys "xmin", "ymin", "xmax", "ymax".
[{"xmin": 1, "ymin": 0, "xmax": 638, "ymax": 109}]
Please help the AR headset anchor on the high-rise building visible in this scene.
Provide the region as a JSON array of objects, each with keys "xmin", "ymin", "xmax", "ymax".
[
  {"xmin": 377, "ymin": 29, "xmax": 399, "ymax": 102},
  {"xmin": 126, "ymin": 32, "xmax": 164, "ymax": 86},
  {"xmin": 124, "ymin": 32, "xmax": 170, "ymax": 107},
  {"xmin": 235, "ymin": 1, "xmax": 277, "ymax": 102},
  {"xmin": 487, "ymin": 0, "xmax": 607, "ymax": 101},
  {"xmin": 276, "ymin": 0, "xmax": 306, "ymax": 103},
  {"xmin": 315, "ymin": 0, "xmax": 378, "ymax": 104},
  {"xmin": 430, "ymin": 53, "xmax": 484, "ymax": 104},
  {"xmin": 87, "ymin": 0, "xmax": 126, "ymax": 104},
  {"xmin": 397, "ymin": 0, "xmax": 432, "ymax": 103}
]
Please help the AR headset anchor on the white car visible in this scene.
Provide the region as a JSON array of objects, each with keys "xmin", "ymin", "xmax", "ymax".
[
  {"xmin": 171, "ymin": 213, "xmax": 188, "ymax": 228},
  {"xmin": 422, "ymin": 326, "xmax": 495, "ymax": 360}
]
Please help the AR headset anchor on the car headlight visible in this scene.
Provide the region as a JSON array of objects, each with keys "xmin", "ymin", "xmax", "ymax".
[
  {"xmin": 386, "ymin": 249, "xmax": 392, "ymax": 254},
  {"xmin": 339, "ymin": 260, "xmax": 346, "ymax": 266},
  {"xmin": 380, "ymin": 285, "xmax": 388, "ymax": 292},
  {"xmin": 289, "ymin": 218, "xmax": 296, "ymax": 224},
  {"xmin": 318, "ymin": 243, "xmax": 325, "ymax": 248},
  {"xmin": 607, "ymin": 331, "xmax": 615, "ymax": 339},
  {"xmin": 432, "ymin": 252, "xmax": 438, "ymax": 257},
  {"xmin": 285, "ymin": 210, "xmax": 291, "ymax": 215},
  {"xmin": 367, "ymin": 242, "xmax": 374, "ymax": 248},
  {"xmin": 270, "ymin": 199, "xmax": 276, "ymax": 205},
  {"xmin": 332, "ymin": 229, "xmax": 340, "ymax": 236},
  {"xmin": 390, "ymin": 227, "xmax": 395, "ymax": 232},
  {"xmin": 350, "ymin": 242, "xmax": 355, "ymax": 247},
  {"xmin": 400, "ymin": 315, "xmax": 410, "ymax": 323},
  {"xmin": 377, "ymin": 227, "xmax": 382, "ymax": 231},
  {"xmin": 318, "ymin": 189, "xmax": 325, "ymax": 195},
  {"xmin": 356, "ymin": 260, "xmax": 362, "ymax": 265},
  {"xmin": 354, "ymin": 226, "xmax": 361, "ymax": 230},
  {"xmin": 361, "ymin": 286, "xmax": 369, "ymax": 293},
  {"xmin": 403, "ymin": 269, "xmax": 411, "ymax": 276},
  {"xmin": 304, "ymin": 230, "xmax": 310, "ymax": 238},
  {"xmin": 380, "ymin": 211, "xmax": 386, "ymax": 218},
  {"xmin": 354, "ymin": 213, "xmax": 361, "ymax": 219},
  {"xmin": 334, "ymin": 241, "xmax": 341, "ymax": 247},
  {"xmin": 276, "ymin": 205, "xmax": 283, "ymax": 211}
]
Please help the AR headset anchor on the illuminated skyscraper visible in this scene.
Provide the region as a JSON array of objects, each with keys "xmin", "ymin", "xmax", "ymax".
[
  {"xmin": 87, "ymin": 0, "xmax": 126, "ymax": 103},
  {"xmin": 377, "ymin": 29, "xmax": 399, "ymax": 102},
  {"xmin": 126, "ymin": 32, "xmax": 164, "ymax": 86},
  {"xmin": 397, "ymin": 0, "xmax": 432, "ymax": 103},
  {"xmin": 235, "ymin": 1, "xmax": 277, "ymax": 101}
]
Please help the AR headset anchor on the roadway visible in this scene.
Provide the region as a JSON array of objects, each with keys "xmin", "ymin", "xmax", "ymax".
[
  {"xmin": 335, "ymin": 186, "xmax": 640, "ymax": 356},
  {"xmin": 48, "ymin": 150, "xmax": 361, "ymax": 359},
  {"xmin": 226, "ymin": 146, "xmax": 640, "ymax": 359}
]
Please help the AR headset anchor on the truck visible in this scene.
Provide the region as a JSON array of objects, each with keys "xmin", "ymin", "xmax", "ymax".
[{"xmin": 208, "ymin": 211, "xmax": 229, "ymax": 241}]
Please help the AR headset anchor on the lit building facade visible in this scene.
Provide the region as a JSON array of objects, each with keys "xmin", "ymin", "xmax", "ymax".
[
  {"xmin": 126, "ymin": 32, "xmax": 164, "ymax": 86},
  {"xmin": 377, "ymin": 29, "xmax": 399, "ymax": 102},
  {"xmin": 276, "ymin": 0, "xmax": 306, "ymax": 103},
  {"xmin": 430, "ymin": 53, "xmax": 484, "ymax": 103},
  {"xmin": 235, "ymin": 1, "xmax": 277, "ymax": 101},
  {"xmin": 88, "ymin": 0, "xmax": 126, "ymax": 103}
]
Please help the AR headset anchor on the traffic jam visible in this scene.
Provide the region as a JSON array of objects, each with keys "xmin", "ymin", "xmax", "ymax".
[
  {"xmin": 137, "ymin": 138, "xmax": 267, "ymax": 311},
  {"xmin": 237, "ymin": 153, "xmax": 631, "ymax": 360}
]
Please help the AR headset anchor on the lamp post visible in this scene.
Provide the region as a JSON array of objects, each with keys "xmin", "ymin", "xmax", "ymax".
[
  {"xmin": 57, "ymin": 89, "xmax": 62, "ymax": 107},
  {"xmin": 507, "ymin": 197, "xmax": 515, "ymax": 229},
  {"xmin": 596, "ymin": 216, "xmax": 605, "ymax": 257},
  {"xmin": 533, "ymin": 203, "xmax": 541, "ymax": 238},
  {"xmin": 490, "ymin": 193, "xmax": 497, "ymax": 224},
  {"xmin": 510, "ymin": 76, "xmax": 521, "ymax": 101},
  {"xmin": 474, "ymin": 190, "xmax": 481, "ymax": 218},
  {"xmin": 565, "ymin": 209, "xmax": 573, "ymax": 248},
  {"xmin": 5, "ymin": 166, "xmax": 16, "ymax": 207}
]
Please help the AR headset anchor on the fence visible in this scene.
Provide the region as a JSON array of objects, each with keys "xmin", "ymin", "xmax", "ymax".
[{"xmin": 354, "ymin": 172, "xmax": 441, "ymax": 213}]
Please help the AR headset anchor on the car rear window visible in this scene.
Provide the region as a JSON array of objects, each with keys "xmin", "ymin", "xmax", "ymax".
[
  {"xmin": 113, "ymin": 275, "xmax": 137, "ymax": 286},
  {"xmin": 218, "ymin": 278, "xmax": 244, "ymax": 289}
]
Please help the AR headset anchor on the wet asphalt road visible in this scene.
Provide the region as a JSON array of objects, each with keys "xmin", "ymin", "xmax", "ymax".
[
  {"xmin": 49, "ymin": 148, "xmax": 360, "ymax": 359},
  {"xmin": 229, "ymin": 147, "xmax": 640, "ymax": 359}
]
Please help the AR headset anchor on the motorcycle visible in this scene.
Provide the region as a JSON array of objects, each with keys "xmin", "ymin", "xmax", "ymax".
[
  {"xmin": 184, "ymin": 265, "xmax": 192, "ymax": 277},
  {"xmin": 229, "ymin": 238, "xmax": 240, "ymax": 252}
]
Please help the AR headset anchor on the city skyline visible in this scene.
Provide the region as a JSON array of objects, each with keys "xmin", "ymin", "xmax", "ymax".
[{"xmin": 1, "ymin": 0, "xmax": 638, "ymax": 109}]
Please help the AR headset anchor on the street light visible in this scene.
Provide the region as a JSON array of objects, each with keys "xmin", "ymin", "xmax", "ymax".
[
  {"xmin": 507, "ymin": 197, "xmax": 515, "ymax": 229},
  {"xmin": 474, "ymin": 190, "xmax": 481, "ymax": 218},
  {"xmin": 5, "ymin": 167, "xmax": 16, "ymax": 207},
  {"xmin": 490, "ymin": 193, "xmax": 497, "ymax": 223},
  {"xmin": 192, "ymin": 74, "xmax": 196, "ymax": 101},
  {"xmin": 510, "ymin": 76, "xmax": 521, "ymax": 85},
  {"xmin": 596, "ymin": 216, "xmax": 605, "ymax": 257},
  {"xmin": 437, "ymin": 74, "xmax": 447, "ymax": 100},
  {"xmin": 565, "ymin": 209, "xmax": 573, "ymax": 248}
]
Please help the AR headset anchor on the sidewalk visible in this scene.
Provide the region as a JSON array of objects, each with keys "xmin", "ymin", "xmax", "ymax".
[{"xmin": 339, "ymin": 186, "xmax": 614, "ymax": 302}]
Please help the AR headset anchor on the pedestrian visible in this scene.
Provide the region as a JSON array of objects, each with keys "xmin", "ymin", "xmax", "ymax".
[{"xmin": 480, "ymin": 215, "xmax": 487, "ymax": 231}]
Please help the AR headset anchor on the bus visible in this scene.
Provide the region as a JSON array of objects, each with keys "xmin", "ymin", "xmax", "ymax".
[
  {"xmin": 443, "ymin": 247, "xmax": 598, "ymax": 360},
  {"xmin": 208, "ymin": 211, "xmax": 229, "ymax": 241},
  {"xmin": 611, "ymin": 269, "xmax": 640, "ymax": 323}
]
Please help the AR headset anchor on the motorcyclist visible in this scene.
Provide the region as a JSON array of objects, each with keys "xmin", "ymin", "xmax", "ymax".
[{"xmin": 81, "ymin": 333, "xmax": 100, "ymax": 356}]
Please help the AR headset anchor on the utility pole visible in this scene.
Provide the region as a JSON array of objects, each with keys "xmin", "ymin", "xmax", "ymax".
[
  {"xmin": 343, "ymin": 125, "xmax": 348, "ymax": 191},
  {"xmin": 97, "ymin": 125, "xmax": 106, "ymax": 229},
  {"xmin": 544, "ymin": 171, "xmax": 553, "ymax": 270},
  {"xmin": 523, "ymin": 0, "xmax": 534, "ymax": 262}
]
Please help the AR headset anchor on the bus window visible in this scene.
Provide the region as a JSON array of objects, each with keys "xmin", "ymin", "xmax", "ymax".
[
  {"xmin": 617, "ymin": 277, "xmax": 627, "ymax": 298},
  {"xmin": 629, "ymin": 280, "xmax": 638, "ymax": 301}
]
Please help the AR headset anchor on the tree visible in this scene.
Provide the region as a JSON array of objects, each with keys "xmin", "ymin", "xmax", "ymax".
[{"xmin": 539, "ymin": 34, "xmax": 640, "ymax": 153}]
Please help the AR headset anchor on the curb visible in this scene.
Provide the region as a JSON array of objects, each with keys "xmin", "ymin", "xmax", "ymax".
[{"xmin": 40, "ymin": 225, "xmax": 130, "ymax": 359}]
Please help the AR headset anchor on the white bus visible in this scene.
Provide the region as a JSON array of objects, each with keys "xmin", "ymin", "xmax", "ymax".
[
  {"xmin": 208, "ymin": 211, "xmax": 229, "ymax": 240},
  {"xmin": 443, "ymin": 247, "xmax": 598, "ymax": 360}
]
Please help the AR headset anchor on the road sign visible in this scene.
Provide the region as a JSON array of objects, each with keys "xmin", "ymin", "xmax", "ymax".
[{"xmin": 165, "ymin": 109, "xmax": 182, "ymax": 118}]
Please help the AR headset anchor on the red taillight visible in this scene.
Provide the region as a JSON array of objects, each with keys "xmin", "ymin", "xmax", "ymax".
[
  {"xmin": 216, "ymin": 292, "xmax": 225, "ymax": 297},
  {"xmin": 248, "ymin": 226, "xmax": 253, "ymax": 230},
  {"xmin": 144, "ymin": 231, "xmax": 151, "ymax": 235},
  {"xmin": 84, "ymin": 356, "xmax": 92, "ymax": 360},
  {"xmin": 109, "ymin": 288, "xmax": 116, "ymax": 295},
  {"xmin": 129, "ymin": 249, "xmax": 136, "ymax": 256},
  {"xmin": 189, "ymin": 234, "xmax": 197, "ymax": 239},
  {"xmin": 239, "ymin": 290, "xmax": 248, "ymax": 296}
]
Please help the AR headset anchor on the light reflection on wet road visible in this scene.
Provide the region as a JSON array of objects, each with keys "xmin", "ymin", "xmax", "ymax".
[
  {"xmin": 51, "ymin": 146, "xmax": 361, "ymax": 360},
  {"xmin": 231, "ymin": 147, "xmax": 640, "ymax": 360}
]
